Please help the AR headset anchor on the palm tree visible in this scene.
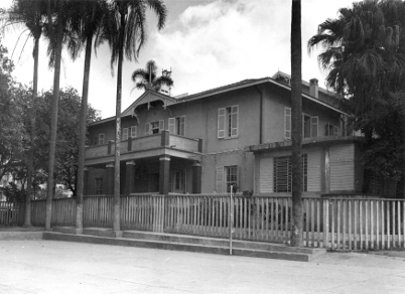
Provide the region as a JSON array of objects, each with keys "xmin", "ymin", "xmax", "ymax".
[
  {"xmin": 131, "ymin": 60, "xmax": 173, "ymax": 92},
  {"xmin": 308, "ymin": 0, "xmax": 405, "ymax": 195},
  {"xmin": 45, "ymin": 0, "xmax": 68, "ymax": 230},
  {"xmin": 1, "ymin": 0, "xmax": 48, "ymax": 227},
  {"xmin": 99, "ymin": 0, "xmax": 167, "ymax": 234},
  {"xmin": 290, "ymin": 0, "xmax": 303, "ymax": 247},
  {"xmin": 66, "ymin": 0, "xmax": 110, "ymax": 234}
]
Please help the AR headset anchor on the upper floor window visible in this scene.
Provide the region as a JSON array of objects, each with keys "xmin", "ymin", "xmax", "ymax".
[
  {"xmin": 273, "ymin": 154, "xmax": 307, "ymax": 193},
  {"xmin": 123, "ymin": 126, "xmax": 137, "ymax": 140},
  {"xmin": 130, "ymin": 126, "xmax": 137, "ymax": 138},
  {"xmin": 123, "ymin": 128, "xmax": 129, "ymax": 140},
  {"xmin": 284, "ymin": 108, "xmax": 318, "ymax": 139},
  {"xmin": 325, "ymin": 123, "xmax": 339, "ymax": 136},
  {"xmin": 303, "ymin": 114, "xmax": 318, "ymax": 138},
  {"xmin": 218, "ymin": 105, "xmax": 238, "ymax": 139},
  {"xmin": 98, "ymin": 133, "xmax": 105, "ymax": 145},
  {"xmin": 169, "ymin": 116, "xmax": 185, "ymax": 136},
  {"xmin": 145, "ymin": 120, "xmax": 164, "ymax": 135}
]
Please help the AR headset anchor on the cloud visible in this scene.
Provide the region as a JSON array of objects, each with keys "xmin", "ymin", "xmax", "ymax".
[{"xmin": 148, "ymin": 0, "xmax": 291, "ymax": 96}]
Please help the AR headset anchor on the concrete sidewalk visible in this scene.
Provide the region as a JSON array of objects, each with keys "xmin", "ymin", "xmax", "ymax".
[{"xmin": 1, "ymin": 240, "xmax": 405, "ymax": 294}]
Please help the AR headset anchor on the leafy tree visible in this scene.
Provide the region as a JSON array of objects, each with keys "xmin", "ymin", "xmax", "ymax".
[
  {"xmin": 131, "ymin": 60, "xmax": 173, "ymax": 92},
  {"xmin": 99, "ymin": 0, "xmax": 167, "ymax": 233},
  {"xmin": 1, "ymin": 0, "xmax": 50, "ymax": 226},
  {"xmin": 0, "ymin": 41, "xmax": 26, "ymax": 182},
  {"xmin": 290, "ymin": 0, "xmax": 303, "ymax": 247},
  {"xmin": 37, "ymin": 87, "xmax": 101, "ymax": 196},
  {"xmin": 308, "ymin": 0, "xmax": 405, "ymax": 197}
]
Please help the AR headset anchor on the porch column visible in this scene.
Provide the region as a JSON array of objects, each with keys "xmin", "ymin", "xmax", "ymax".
[
  {"xmin": 105, "ymin": 163, "xmax": 114, "ymax": 195},
  {"xmin": 192, "ymin": 161, "xmax": 202, "ymax": 194},
  {"xmin": 83, "ymin": 167, "xmax": 89, "ymax": 196},
  {"xmin": 125, "ymin": 160, "xmax": 136, "ymax": 195},
  {"xmin": 159, "ymin": 155, "xmax": 171, "ymax": 195}
]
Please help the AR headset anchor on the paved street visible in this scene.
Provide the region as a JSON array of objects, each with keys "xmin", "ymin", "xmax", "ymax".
[{"xmin": 1, "ymin": 240, "xmax": 405, "ymax": 294}]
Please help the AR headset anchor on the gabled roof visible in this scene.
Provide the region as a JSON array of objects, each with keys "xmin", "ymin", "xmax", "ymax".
[
  {"xmin": 121, "ymin": 89, "xmax": 177, "ymax": 117},
  {"xmin": 90, "ymin": 73, "xmax": 349, "ymax": 127},
  {"xmin": 175, "ymin": 75, "xmax": 348, "ymax": 115}
]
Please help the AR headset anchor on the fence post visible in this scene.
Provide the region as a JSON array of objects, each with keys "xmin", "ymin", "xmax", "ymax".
[
  {"xmin": 229, "ymin": 185, "xmax": 234, "ymax": 255},
  {"xmin": 323, "ymin": 199, "xmax": 329, "ymax": 249}
]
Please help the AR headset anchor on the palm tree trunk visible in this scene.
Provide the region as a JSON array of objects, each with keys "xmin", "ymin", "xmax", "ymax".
[
  {"xmin": 76, "ymin": 34, "xmax": 93, "ymax": 234},
  {"xmin": 45, "ymin": 0, "xmax": 64, "ymax": 231},
  {"xmin": 290, "ymin": 0, "xmax": 303, "ymax": 247},
  {"xmin": 23, "ymin": 37, "xmax": 40, "ymax": 228},
  {"xmin": 112, "ymin": 7, "xmax": 126, "ymax": 235}
]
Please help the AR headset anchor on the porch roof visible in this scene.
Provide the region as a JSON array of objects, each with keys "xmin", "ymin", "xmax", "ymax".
[{"xmin": 248, "ymin": 136, "xmax": 363, "ymax": 154}]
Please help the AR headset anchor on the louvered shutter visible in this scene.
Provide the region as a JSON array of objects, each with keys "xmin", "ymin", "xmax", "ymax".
[
  {"xmin": 231, "ymin": 106, "xmax": 238, "ymax": 137},
  {"xmin": 168, "ymin": 118, "xmax": 175, "ymax": 134},
  {"xmin": 218, "ymin": 108, "xmax": 225, "ymax": 138},
  {"xmin": 215, "ymin": 167, "xmax": 224, "ymax": 193},
  {"xmin": 159, "ymin": 120, "xmax": 164, "ymax": 132},
  {"xmin": 284, "ymin": 108, "xmax": 291, "ymax": 139},
  {"xmin": 145, "ymin": 123, "xmax": 150, "ymax": 135}
]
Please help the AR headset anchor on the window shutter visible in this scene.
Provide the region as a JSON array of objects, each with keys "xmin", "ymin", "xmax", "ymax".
[
  {"xmin": 231, "ymin": 106, "xmax": 238, "ymax": 137},
  {"xmin": 311, "ymin": 116, "xmax": 318, "ymax": 137},
  {"xmin": 145, "ymin": 123, "xmax": 150, "ymax": 135},
  {"xmin": 123, "ymin": 128, "xmax": 128, "ymax": 140},
  {"xmin": 334, "ymin": 126, "xmax": 339, "ymax": 136},
  {"xmin": 325, "ymin": 123, "xmax": 330, "ymax": 136},
  {"xmin": 159, "ymin": 120, "xmax": 164, "ymax": 132},
  {"xmin": 215, "ymin": 166, "xmax": 224, "ymax": 193},
  {"xmin": 284, "ymin": 108, "xmax": 291, "ymax": 139},
  {"xmin": 130, "ymin": 126, "xmax": 137, "ymax": 138},
  {"xmin": 168, "ymin": 118, "xmax": 175, "ymax": 134},
  {"xmin": 98, "ymin": 133, "xmax": 105, "ymax": 145},
  {"xmin": 218, "ymin": 108, "xmax": 225, "ymax": 138}
]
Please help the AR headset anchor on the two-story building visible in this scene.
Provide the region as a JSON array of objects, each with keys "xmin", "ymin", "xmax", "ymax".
[{"xmin": 83, "ymin": 71, "xmax": 392, "ymax": 197}]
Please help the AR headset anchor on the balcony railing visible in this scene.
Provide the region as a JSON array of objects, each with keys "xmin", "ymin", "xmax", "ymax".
[{"xmin": 85, "ymin": 131, "xmax": 201, "ymax": 159}]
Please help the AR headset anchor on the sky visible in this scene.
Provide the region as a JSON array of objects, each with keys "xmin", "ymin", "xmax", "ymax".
[{"xmin": 0, "ymin": 0, "xmax": 356, "ymax": 119}]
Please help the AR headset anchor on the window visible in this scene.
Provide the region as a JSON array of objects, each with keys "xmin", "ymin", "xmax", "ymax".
[
  {"xmin": 123, "ymin": 128, "xmax": 129, "ymax": 140},
  {"xmin": 215, "ymin": 165, "xmax": 238, "ymax": 193},
  {"xmin": 168, "ymin": 116, "xmax": 185, "ymax": 136},
  {"xmin": 273, "ymin": 154, "xmax": 307, "ymax": 192},
  {"xmin": 218, "ymin": 106, "xmax": 238, "ymax": 138},
  {"xmin": 95, "ymin": 178, "xmax": 103, "ymax": 195},
  {"xmin": 98, "ymin": 133, "xmax": 105, "ymax": 145},
  {"xmin": 285, "ymin": 109, "xmax": 318, "ymax": 139},
  {"xmin": 145, "ymin": 120, "xmax": 164, "ymax": 135},
  {"xmin": 174, "ymin": 170, "xmax": 185, "ymax": 191},
  {"xmin": 225, "ymin": 166, "xmax": 238, "ymax": 192},
  {"xmin": 123, "ymin": 126, "xmax": 137, "ymax": 140},
  {"xmin": 303, "ymin": 114, "xmax": 318, "ymax": 138},
  {"xmin": 130, "ymin": 126, "xmax": 137, "ymax": 138},
  {"xmin": 285, "ymin": 108, "xmax": 291, "ymax": 139},
  {"xmin": 325, "ymin": 123, "xmax": 339, "ymax": 136}
]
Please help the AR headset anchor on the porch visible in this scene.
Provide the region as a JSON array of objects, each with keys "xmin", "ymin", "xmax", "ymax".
[{"xmin": 84, "ymin": 130, "xmax": 203, "ymax": 195}]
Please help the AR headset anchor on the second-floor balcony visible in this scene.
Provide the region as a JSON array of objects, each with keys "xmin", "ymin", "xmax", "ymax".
[{"xmin": 85, "ymin": 131, "xmax": 202, "ymax": 165}]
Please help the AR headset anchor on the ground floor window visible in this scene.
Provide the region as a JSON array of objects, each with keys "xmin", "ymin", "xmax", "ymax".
[
  {"xmin": 273, "ymin": 154, "xmax": 307, "ymax": 192},
  {"xmin": 174, "ymin": 170, "xmax": 185, "ymax": 191},
  {"xmin": 225, "ymin": 165, "xmax": 238, "ymax": 192},
  {"xmin": 95, "ymin": 178, "xmax": 103, "ymax": 195}
]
